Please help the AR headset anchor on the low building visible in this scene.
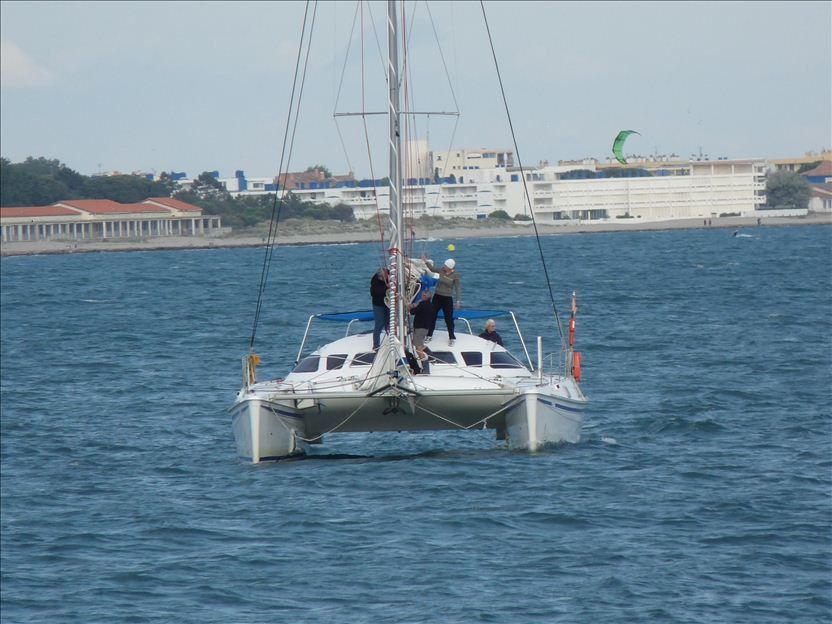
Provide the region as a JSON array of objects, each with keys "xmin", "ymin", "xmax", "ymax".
[
  {"xmin": 809, "ymin": 184, "xmax": 832, "ymax": 213},
  {"xmin": 222, "ymin": 170, "xmax": 278, "ymax": 195},
  {"xmin": 0, "ymin": 198, "xmax": 221, "ymax": 243}
]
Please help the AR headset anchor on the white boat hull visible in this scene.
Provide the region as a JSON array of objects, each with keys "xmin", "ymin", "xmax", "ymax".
[
  {"xmin": 504, "ymin": 389, "xmax": 584, "ymax": 452},
  {"xmin": 230, "ymin": 396, "xmax": 308, "ymax": 462},
  {"xmin": 230, "ymin": 375, "xmax": 585, "ymax": 463}
]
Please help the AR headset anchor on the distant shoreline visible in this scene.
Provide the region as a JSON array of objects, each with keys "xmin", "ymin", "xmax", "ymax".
[{"xmin": 1, "ymin": 214, "xmax": 829, "ymax": 257}]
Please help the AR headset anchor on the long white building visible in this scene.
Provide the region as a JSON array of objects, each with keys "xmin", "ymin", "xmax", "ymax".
[
  {"xmin": 288, "ymin": 158, "xmax": 767, "ymax": 223},
  {"xmin": 0, "ymin": 198, "xmax": 222, "ymax": 243}
]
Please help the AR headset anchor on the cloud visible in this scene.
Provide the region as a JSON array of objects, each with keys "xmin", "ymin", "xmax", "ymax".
[{"xmin": 0, "ymin": 41, "xmax": 54, "ymax": 88}]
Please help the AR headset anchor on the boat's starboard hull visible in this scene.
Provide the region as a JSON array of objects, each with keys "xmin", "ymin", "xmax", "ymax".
[{"xmin": 504, "ymin": 392, "xmax": 584, "ymax": 452}]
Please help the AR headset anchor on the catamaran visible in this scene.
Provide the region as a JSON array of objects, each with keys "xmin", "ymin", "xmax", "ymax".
[{"xmin": 230, "ymin": 1, "xmax": 587, "ymax": 462}]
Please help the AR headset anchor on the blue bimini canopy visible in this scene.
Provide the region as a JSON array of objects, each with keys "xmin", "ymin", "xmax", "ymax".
[
  {"xmin": 315, "ymin": 310, "xmax": 375, "ymax": 323},
  {"xmin": 439, "ymin": 309, "xmax": 509, "ymax": 321},
  {"xmin": 314, "ymin": 309, "xmax": 511, "ymax": 323}
]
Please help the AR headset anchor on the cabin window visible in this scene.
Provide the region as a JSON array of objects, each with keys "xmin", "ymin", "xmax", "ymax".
[
  {"xmin": 351, "ymin": 352, "xmax": 376, "ymax": 366},
  {"xmin": 490, "ymin": 352, "xmax": 524, "ymax": 369},
  {"xmin": 428, "ymin": 351, "xmax": 457, "ymax": 364},
  {"xmin": 326, "ymin": 354, "xmax": 348, "ymax": 370},
  {"xmin": 461, "ymin": 351, "xmax": 483, "ymax": 367},
  {"xmin": 293, "ymin": 356, "xmax": 320, "ymax": 373}
]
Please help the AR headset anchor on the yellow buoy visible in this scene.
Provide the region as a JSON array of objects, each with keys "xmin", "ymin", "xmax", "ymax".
[{"xmin": 447, "ymin": 243, "xmax": 456, "ymax": 252}]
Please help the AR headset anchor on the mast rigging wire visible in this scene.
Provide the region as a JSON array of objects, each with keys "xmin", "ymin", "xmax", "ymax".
[
  {"xmin": 359, "ymin": 2, "xmax": 390, "ymax": 264},
  {"xmin": 401, "ymin": 0, "xmax": 417, "ymax": 259},
  {"xmin": 364, "ymin": 0, "xmax": 389, "ymax": 85},
  {"xmin": 479, "ymin": 0, "xmax": 565, "ymax": 346},
  {"xmin": 424, "ymin": 1, "xmax": 460, "ymax": 113},
  {"xmin": 332, "ymin": 2, "xmax": 361, "ymax": 175},
  {"xmin": 332, "ymin": 1, "xmax": 389, "ymax": 193},
  {"xmin": 250, "ymin": 0, "xmax": 317, "ymax": 349}
]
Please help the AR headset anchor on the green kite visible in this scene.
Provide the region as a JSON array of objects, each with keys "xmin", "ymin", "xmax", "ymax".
[{"xmin": 612, "ymin": 130, "xmax": 640, "ymax": 165}]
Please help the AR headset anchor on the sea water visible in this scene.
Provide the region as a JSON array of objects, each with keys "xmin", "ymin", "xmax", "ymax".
[{"xmin": 1, "ymin": 225, "xmax": 830, "ymax": 623}]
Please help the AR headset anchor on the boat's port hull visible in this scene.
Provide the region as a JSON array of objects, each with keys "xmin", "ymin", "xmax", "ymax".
[{"xmin": 230, "ymin": 397, "xmax": 307, "ymax": 462}]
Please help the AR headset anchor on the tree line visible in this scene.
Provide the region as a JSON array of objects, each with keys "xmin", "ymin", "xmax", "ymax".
[
  {"xmin": 0, "ymin": 157, "xmax": 354, "ymax": 228},
  {"xmin": 1, "ymin": 156, "xmax": 814, "ymax": 220},
  {"xmin": 1, "ymin": 157, "xmax": 176, "ymax": 206}
]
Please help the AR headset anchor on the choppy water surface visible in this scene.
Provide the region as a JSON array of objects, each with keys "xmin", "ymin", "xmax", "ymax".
[{"xmin": 2, "ymin": 225, "xmax": 830, "ymax": 623}]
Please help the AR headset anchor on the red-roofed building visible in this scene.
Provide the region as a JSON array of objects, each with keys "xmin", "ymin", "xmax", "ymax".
[
  {"xmin": 143, "ymin": 197, "xmax": 203, "ymax": 213},
  {"xmin": 55, "ymin": 199, "xmax": 171, "ymax": 215},
  {"xmin": 0, "ymin": 198, "xmax": 222, "ymax": 243}
]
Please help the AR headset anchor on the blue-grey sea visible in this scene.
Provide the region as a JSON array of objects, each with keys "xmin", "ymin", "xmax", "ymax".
[{"xmin": 1, "ymin": 225, "xmax": 831, "ymax": 623}]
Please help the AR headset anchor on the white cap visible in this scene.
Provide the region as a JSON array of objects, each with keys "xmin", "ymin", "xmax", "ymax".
[{"xmin": 444, "ymin": 258, "xmax": 456, "ymax": 269}]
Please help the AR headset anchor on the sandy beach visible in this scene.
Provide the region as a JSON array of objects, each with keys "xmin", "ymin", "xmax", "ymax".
[{"xmin": 1, "ymin": 213, "xmax": 829, "ymax": 257}]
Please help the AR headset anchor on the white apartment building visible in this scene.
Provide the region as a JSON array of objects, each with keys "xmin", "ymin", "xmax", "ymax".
[
  {"xmin": 429, "ymin": 146, "xmax": 515, "ymax": 179},
  {"xmin": 290, "ymin": 158, "xmax": 767, "ymax": 223},
  {"xmin": 384, "ymin": 140, "xmax": 514, "ymax": 181}
]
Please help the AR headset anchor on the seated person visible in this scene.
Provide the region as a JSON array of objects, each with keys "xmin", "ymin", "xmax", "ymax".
[{"xmin": 479, "ymin": 319, "xmax": 504, "ymax": 346}]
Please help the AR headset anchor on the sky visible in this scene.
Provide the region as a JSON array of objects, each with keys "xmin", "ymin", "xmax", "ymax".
[{"xmin": 1, "ymin": 1, "xmax": 830, "ymax": 180}]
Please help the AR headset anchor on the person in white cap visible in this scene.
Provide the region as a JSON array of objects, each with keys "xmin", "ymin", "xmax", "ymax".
[{"xmin": 422, "ymin": 255, "xmax": 461, "ymax": 345}]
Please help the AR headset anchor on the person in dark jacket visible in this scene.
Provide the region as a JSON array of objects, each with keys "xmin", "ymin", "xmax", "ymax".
[
  {"xmin": 410, "ymin": 289, "xmax": 433, "ymax": 350},
  {"xmin": 370, "ymin": 267, "xmax": 389, "ymax": 349},
  {"xmin": 479, "ymin": 319, "xmax": 503, "ymax": 346}
]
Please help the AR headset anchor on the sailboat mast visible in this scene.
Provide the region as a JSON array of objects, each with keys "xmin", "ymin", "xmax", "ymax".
[{"xmin": 387, "ymin": 0, "xmax": 406, "ymax": 346}]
